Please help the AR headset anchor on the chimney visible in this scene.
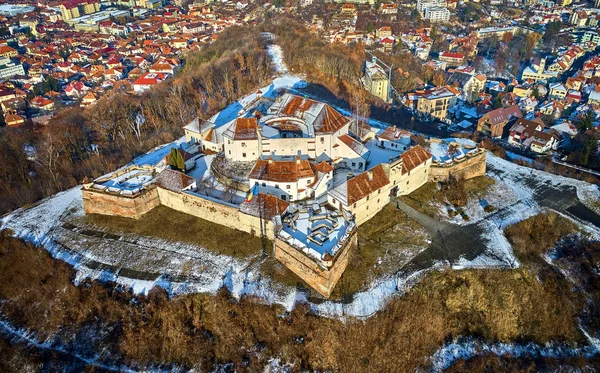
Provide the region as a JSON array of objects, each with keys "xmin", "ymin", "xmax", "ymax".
[
  {"xmin": 367, "ymin": 170, "xmax": 373, "ymax": 181},
  {"xmin": 295, "ymin": 155, "xmax": 301, "ymax": 164},
  {"xmin": 268, "ymin": 156, "xmax": 273, "ymax": 164}
]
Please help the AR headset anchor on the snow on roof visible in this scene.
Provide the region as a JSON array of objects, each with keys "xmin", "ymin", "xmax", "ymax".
[
  {"xmin": 337, "ymin": 134, "xmax": 369, "ymax": 157},
  {"xmin": 377, "ymin": 125, "xmax": 411, "ymax": 142},
  {"xmin": 239, "ymin": 193, "xmax": 289, "ymax": 220},
  {"xmin": 155, "ymin": 169, "xmax": 195, "ymax": 193},
  {"xmin": 279, "ymin": 205, "xmax": 355, "ymax": 258},
  {"xmin": 223, "ymin": 117, "xmax": 258, "ymax": 140},
  {"xmin": 268, "ymin": 93, "xmax": 350, "ymax": 135}
]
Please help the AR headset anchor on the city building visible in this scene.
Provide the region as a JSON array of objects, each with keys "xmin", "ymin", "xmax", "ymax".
[
  {"xmin": 59, "ymin": 0, "xmax": 100, "ymax": 21},
  {"xmin": 424, "ymin": 7, "xmax": 450, "ymax": 22},
  {"xmin": 363, "ymin": 57, "xmax": 390, "ymax": 102},
  {"xmin": 415, "ymin": 86, "xmax": 458, "ymax": 120},
  {"xmin": 0, "ymin": 58, "xmax": 25, "ymax": 79},
  {"xmin": 476, "ymin": 105, "xmax": 522, "ymax": 138}
]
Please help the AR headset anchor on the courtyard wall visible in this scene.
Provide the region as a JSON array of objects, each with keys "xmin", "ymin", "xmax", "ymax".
[{"xmin": 156, "ymin": 187, "xmax": 274, "ymax": 238}]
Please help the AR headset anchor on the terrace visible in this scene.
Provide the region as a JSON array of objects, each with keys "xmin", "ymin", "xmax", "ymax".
[
  {"xmin": 278, "ymin": 204, "xmax": 355, "ymax": 266},
  {"xmin": 89, "ymin": 165, "xmax": 156, "ymax": 196}
]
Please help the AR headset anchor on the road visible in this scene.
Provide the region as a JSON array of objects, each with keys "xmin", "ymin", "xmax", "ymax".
[{"xmin": 559, "ymin": 46, "xmax": 600, "ymax": 84}]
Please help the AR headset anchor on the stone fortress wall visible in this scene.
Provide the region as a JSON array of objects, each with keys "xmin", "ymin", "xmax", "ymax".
[
  {"xmin": 82, "ymin": 186, "xmax": 160, "ymax": 219},
  {"xmin": 428, "ymin": 149, "xmax": 486, "ymax": 183},
  {"xmin": 274, "ymin": 230, "xmax": 357, "ymax": 298},
  {"xmin": 81, "ymin": 145, "xmax": 487, "ymax": 298},
  {"xmin": 157, "ymin": 187, "xmax": 274, "ymax": 238}
]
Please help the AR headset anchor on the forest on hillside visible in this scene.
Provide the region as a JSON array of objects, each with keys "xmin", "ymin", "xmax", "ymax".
[{"xmin": 0, "ymin": 26, "xmax": 271, "ymax": 215}]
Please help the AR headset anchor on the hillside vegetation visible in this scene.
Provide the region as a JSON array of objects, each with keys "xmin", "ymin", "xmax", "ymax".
[
  {"xmin": 1, "ymin": 209, "xmax": 598, "ymax": 371},
  {"xmin": 0, "ymin": 26, "xmax": 272, "ymax": 215}
]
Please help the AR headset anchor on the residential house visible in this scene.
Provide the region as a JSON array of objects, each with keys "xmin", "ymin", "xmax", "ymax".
[
  {"xmin": 476, "ymin": 105, "xmax": 522, "ymax": 138},
  {"xmin": 415, "ymin": 86, "xmax": 458, "ymax": 120},
  {"xmin": 508, "ymin": 118, "xmax": 559, "ymax": 153},
  {"xmin": 132, "ymin": 72, "xmax": 167, "ymax": 92},
  {"xmin": 363, "ymin": 57, "xmax": 390, "ymax": 102},
  {"xmin": 439, "ymin": 51, "xmax": 464, "ymax": 67},
  {"xmin": 549, "ymin": 83, "xmax": 567, "ymax": 100},
  {"xmin": 375, "ymin": 126, "xmax": 411, "ymax": 152}
]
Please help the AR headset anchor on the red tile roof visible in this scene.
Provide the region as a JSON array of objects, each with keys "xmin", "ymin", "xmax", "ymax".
[
  {"xmin": 400, "ymin": 145, "xmax": 431, "ymax": 174},
  {"xmin": 346, "ymin": 164, "xmax": 390, "ymax": 205},
  {"xmin": 155, "ymin": 169, "xmax": 195, "ymax": 193},
  {"xmin": 249, "ymin": 158, "xmax": 316, "ymax": 183}
]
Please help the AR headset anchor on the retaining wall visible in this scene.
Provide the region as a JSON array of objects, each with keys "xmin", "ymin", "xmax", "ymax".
[{"xmin": 156, "ymin": 187, "xmax": 274, "ymax": 238}]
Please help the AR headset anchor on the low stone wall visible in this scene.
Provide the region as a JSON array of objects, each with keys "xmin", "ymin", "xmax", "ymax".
[
  {"xmin": 274, "ymin": 231, "xmax": 357, "ymax": 298},
  {"xmin": 156, "ymin": 187, "xmax": 274, "ymax": 238},
  {"xmin": 82, "ymin": 186, "xmax": 160, "ymax": 219},
  {"xmin": 429, "ymin": 151, "xmax": 487, "ymax": 183}
]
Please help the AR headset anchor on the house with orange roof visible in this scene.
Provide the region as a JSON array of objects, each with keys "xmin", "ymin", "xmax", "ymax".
[
  {"xmin": 4, "ymin": 111, "xmax": 25, "ymax": 126},
  {"xmin": 30, "ymin": 96, "xmax": 54, "ymax": 111},
  {"xmin": 132, "ymin": 72, "xmax": 167, "ymax": 93},
  {"xmin": 80, "ymin": 91, "xmax": 99, "ymax": 108},
  {"xmin": 248, "ymin": 157, "xmax": 332, "ymax": 202}
]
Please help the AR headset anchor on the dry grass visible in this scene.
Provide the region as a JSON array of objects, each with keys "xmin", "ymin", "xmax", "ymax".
[
  {"xmin": 0, "ymin": 210, "xmax": 593, "ymax": 372},
  {"xmin": 400, "ymin": 176, "xmax": 496, "ymax": 215},
  {"xmin": 505, "ymin": 212, "xmax": 577, "ymax": 258},
  {"xmin": 463, "ymin": 176, "xmax": 495, "ymax": 196},
  {"xmin": 399, "ymin": 182, "xmax": 441, "ymax": 217},
  {"xmin": 80, "ymin": 205, "xmax": 264, "ymax": 259},
  {"xmin": 446, "ymin": 354, "xmax": 599, "ymax": 372},
  {"xmin": 331, "ymin": 204, "xmax": 428, "ymax": 298},
  {"xmin": 259, "ymin": 204, "xmax": 429, "ymax": 297}
]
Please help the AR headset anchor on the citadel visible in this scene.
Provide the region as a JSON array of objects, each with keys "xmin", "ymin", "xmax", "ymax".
[{"xmin": 82, "ymin": 86, "xmax": 486, "ymax": 297}]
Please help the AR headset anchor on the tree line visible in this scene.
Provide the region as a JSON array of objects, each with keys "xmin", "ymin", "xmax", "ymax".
[{"xmin": 0, "ymin": 26, "xmax": 272, "ymax": 215}]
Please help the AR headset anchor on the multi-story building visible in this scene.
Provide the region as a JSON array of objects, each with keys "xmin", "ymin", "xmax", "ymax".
[
  {"xmin": 424, "ymin": 7, "xmax": 450, "ymax": 22},
  {"xmin": 439, "ymin": 51, "xmax": 464, "ymax": 67},
  {"xmin": 521, "ymin": 57, "xmax": 556, "ymax": 81},
  {"xmin": 249, "ymin": 157, "xmax": 333, "ymax": 202},
  {"xmin": 417, "ymin": 0, "xmax": 446, "ymax": 13},
  {"xmin": 415, "ymin": 86, "xmax": 458, "ymax": 120},
  {"xmin": 476, "ymin": 105, "xmax": 522, "ymax": 138},
  {"xmin": 0, "ymin": 46, "xmax": 18, "ymax": 58},
  {"xmin": 549, "ymin": 83, "xmax": 568, "ymax": 100},
  {"xmin": 363, "ymin": 57, "xmax": 390, "ymax": 102},
  {"xmin": 59, "ymin": 0, "xmax": 100, "ymax": 21},
  {"xmin": 0, "ymin": 58, "xmax": 25, "ymax": 79}
]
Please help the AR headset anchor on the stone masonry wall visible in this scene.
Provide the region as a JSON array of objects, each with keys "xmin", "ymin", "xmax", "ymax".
[
  {"xmin": 274, "ymin": 231, "xmax": 357, "ymax": 298},
  {"xmin": 156, "ymin": 187, "xmax": 274, "ymax": 238},
  {"xmin": 82, "ymin": 186, "xmax": 160, "ymax": 219},
  {"xmin": 428, "ymin": 151, "xmax": 487, "ymax": 183}
]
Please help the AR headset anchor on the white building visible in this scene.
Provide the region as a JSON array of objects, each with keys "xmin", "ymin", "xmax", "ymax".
[
  {"xmin": 417, "ymin": 0, "xmax": 446, "ymax": 13},
  {"xmin": 216, "ymin": 94, "xmax": 356, "ymax": 163},
  {"xmin": 424, "ymin": 7, "xmax": 450, "ymax": 22},
  {"xmin": 0, "ymin": 58, "xmax": 25, "ymax": 79},
  {"xmin": 249, "ymin": 157, "xmax": 333, "ymax": 202}
]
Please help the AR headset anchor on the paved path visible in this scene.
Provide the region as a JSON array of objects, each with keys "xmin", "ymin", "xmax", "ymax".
[{"xmin": 393, "ymin": 199, "xmax": 490, "ymax": 274}]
